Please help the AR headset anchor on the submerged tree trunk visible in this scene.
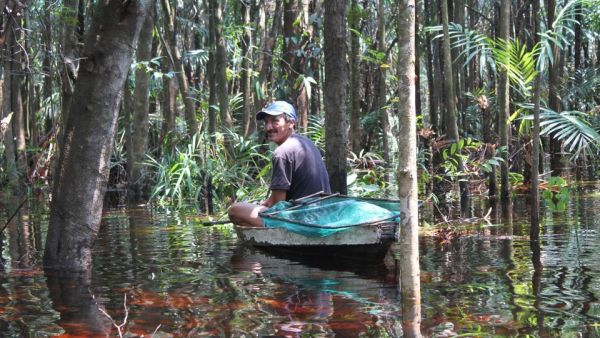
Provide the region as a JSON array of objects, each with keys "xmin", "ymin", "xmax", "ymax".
[
  {"xmin": 396, "ymin": 0, "xmax": 421, "ymax": 336},
  {"xmin": 44, "ymin": 0, "xmax": 149, "ymax": 272},
  {"xmin": 530, "ymin": 0, "xmax": 542, "ymax": 239},
  {"xmin": 546, "ymin": 0, "xmax": 565, "ymax": 176},
  {"xmin": 323, "ymin": 0, "xmax": 348, "ymax": 195}
]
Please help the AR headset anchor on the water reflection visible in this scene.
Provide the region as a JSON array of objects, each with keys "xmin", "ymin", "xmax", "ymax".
[
  {"xmin": 230, "ymin": 246, "xmax": 401, "ymax": 336},
  {"xmin": 3, "ymin": 193, "xmax": 600, "ymax": 335}
]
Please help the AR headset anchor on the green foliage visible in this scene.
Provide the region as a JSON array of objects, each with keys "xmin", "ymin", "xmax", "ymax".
[
  {"xmin": 428, "ymin": 23, "xmax": 540, "ymax": 99},
  {"xmin": 145, "ymin": 130, "xmax": 269, "ymax": 210},
  {"xmin": 347, "ymin": 150, "xmax": 387, "ymax": 197},
  {"xmin": 562, "ymin": 67, "xmax": 600, "ymax": 112},
  {"xmin": 541, "ymin": 176, "xmax": 570, "ymax": 212},
  {"xmin": 306, "ymin": 114, "xmax": 325, "ymax": 151},
  {"xmin": 146, "ymin": 134, "xmax": 205, "ymax": 208},
  {"xmin": 520, "ymin": 107, "xmax": 600, "ymax": 160},
  {"xmin": 538, "ymin": 0, "xmax": 589, "ymax": 70},
  {"xmin": 439, "ymin": 138, "xmax": 504, "ymax": 181}
]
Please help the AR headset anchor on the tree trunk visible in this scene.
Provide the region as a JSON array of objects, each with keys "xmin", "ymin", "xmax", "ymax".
[
  {"xmin": 241, "ymin": 0, "xmax": 254, "ymax": 137},
  {"xmin": 349, "ymin": 0, "xmax": 362, "ymax": 155},
  {"xmin": 44, "ymin": 0, "xmax": 149, "ymax": 272},
  {"xmin": 498, "ymin": 0, "xmax": 511, "ymax": 201},
  {"xmin": 161, "ymin": 0, "xmax": 198, "ymax": 135},
  {"xmin": 128, "ymin": 8, "xmax": 154, "ymax": 202},
  {"xmin": 42, "ymin": 0, "xmax": 54, "ymax": 135},
  {"xmin": 282, "ymin": 0, "xmax": 309, "ymax": 131},
  {"xmin": 545, "ymin": 0, "xmax": 564, "ymax": 176},
  {"xmin": 12, "ymin": 41, "xmax": 27, "ymax": 185},
  {"xmin": 573, "ymin": 2, "xmax": 582, "ymax": 70},
  {"xmin": 257, "ymin": 0, "xmax": 282, "ymax": 108},
  {"xmin": 376, "ymin": 0, "xmax": 390, "ymax": 184},
  {"xmin": 453, "ymin": 0, "xmax": 466, "ymax": 129},
  {"xmin": 427, "ymin": 0, "xmax": 441, "ymax": 132},
  {"xmin": 309, "ymin": 0, "xmax": 323, "ymax": 118},
  {"xmin": 2, "ymin": 10, "xmax": 20, "ymax": 191},
  {"xmin": 215, "ymin": 0, "xmax": 233, "ymax": 131},
  {"xmin": 441, "ymin": 0, "xmax": 468, "ymax": 211},
  {"xmin": 529, "ymin": 56, "xmax": 542, "ymax": 236},
  {"xmin": 323, "ymin": 0, "xmax": 348, "ymax": 195},
  {"xmin": 207, "ymin": 0, "xmax": 218, "ymax": 137},
  {"xmin": 59, "ymin": 0, "xmax": 82, "ymax": 145},
  {"xmin": 396, "ymin": 1, "xmax": 421, "ymax": 336},
  {"xmin": 160, "ymin": 47, "xmax": 177, "ymax": 148},
  {"xmin": 530, "ymin": 3, "xmax": 542, "ymax": 240}
]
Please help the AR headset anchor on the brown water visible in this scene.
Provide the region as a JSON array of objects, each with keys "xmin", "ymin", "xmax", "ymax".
[{"xmin": 2, "ymin": 183, "xmax": 600, "ymax": 336}]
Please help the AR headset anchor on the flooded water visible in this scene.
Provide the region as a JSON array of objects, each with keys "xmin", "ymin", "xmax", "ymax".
[{"xmin": 2, "ymin": 183, "xmax": 600, "ymax": 336}]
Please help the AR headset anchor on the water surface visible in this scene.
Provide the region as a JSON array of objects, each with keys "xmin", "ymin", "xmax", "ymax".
[{"xmin": 1, "ymin": 185, "xmax": 600, "ymax": 336}]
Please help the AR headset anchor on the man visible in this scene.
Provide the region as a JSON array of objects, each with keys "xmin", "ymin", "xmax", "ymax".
[{"xmin": 228, "ymin": 100, "xmax": 331, "ymax": 227}]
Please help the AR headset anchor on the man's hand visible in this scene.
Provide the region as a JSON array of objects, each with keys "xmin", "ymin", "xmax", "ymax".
[{"xmin": 261, "ymin": 189, "xmax": 287, "ymax": 208}]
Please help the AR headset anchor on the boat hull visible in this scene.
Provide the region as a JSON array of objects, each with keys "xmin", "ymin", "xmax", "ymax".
[{"xmin": 234, "ymin": 222, "xmax": 396, "ymax": 260}]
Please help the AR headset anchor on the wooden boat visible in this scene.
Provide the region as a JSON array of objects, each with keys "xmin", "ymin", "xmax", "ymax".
[{"xmin": 234, "ymin": 193, "xmax": 399, "ymax": 260}]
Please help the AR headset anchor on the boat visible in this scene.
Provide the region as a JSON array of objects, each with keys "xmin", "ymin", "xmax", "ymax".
[{"xmin": 234, "ymin": 192, "xmax": 400, "ymax": 261}]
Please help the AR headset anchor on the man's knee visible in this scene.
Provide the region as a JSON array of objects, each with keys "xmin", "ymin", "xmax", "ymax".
[{"xmin": 227, "ymin": 202, "xmax": 266, "ymax": 227}]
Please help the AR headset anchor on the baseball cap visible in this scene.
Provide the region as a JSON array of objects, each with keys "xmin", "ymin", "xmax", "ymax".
[{"xmin": 256, "ymin": 101, "xmax": 297, "ymax": 121}]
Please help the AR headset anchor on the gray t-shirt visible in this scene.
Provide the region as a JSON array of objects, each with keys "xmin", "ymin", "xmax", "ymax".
[{"xmin": 270, "ymin": 134, "xmax": 331, "ymax": 200}]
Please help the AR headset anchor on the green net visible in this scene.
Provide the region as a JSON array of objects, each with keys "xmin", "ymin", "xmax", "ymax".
[{"xmin": 260, "ymin": 195, "xmax": 400, "ymax": 237}]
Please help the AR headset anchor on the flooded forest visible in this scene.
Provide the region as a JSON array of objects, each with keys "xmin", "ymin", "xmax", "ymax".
[{"xmin": 1, "ymin": 0, "xmax": 600, "ymax": 336}]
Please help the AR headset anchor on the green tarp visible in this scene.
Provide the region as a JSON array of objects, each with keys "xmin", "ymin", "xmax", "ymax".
[{"xmin": 260, "ymin": 195, "xmax": 401, "ymax": 237}]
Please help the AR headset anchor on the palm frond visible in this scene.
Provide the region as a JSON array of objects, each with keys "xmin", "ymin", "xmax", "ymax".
[
  {"xmin": 561, "ymin": 67, "xmax": 600, "ymax": 110},
  {"xmin": 492, "ymin": 38, "xmax": 540, "ymax": 97},
  {"xmin": 538, "ymin": 0, "xmax": 589, "ymax": 70},
  {"xmin": 522, "ymin": 106, "xmax": 600, "ymax": 160}
]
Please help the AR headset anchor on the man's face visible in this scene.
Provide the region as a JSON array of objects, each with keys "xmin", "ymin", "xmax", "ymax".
[{"xmin": 263, "ymin": 114, "xmax": 294, "ymax": 145}]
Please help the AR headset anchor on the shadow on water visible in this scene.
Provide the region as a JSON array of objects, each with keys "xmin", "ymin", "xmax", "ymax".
[{"xmin": 3, "ymin": 187, "xmax": 600, "ymax": 335}]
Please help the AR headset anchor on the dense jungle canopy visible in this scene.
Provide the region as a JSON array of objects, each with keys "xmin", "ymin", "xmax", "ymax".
[{"xmin": 1, "ymin": 0, "xmax": 600, "ymax": 269}]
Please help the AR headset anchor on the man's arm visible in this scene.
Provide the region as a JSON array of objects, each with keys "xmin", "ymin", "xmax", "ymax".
[{"xmin": 261, "ymin": 189, "xmax": 287, "ymax": 208}]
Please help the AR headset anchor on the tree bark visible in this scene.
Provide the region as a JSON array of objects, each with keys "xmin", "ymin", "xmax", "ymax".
[
  {"xmin": 128, "ymin": 7, "xmax": 154, "ymax": 202},
  {"xmin": 2, "ymin": 9, "xmax": 20, "ymax": 191},
  {"xmin": 323, "ymin": 0, "xmax": 348, "ymax": 195},
  {"xmin": 160, "ymin": 47, "xmax": 177, "ymax": 148},
  {"xmin": 257, "ymin": 0, "xmax": 283, "ymax": 108},
  {"xmin": 161, "ymin": 0, "xmax": 198, "ymax": 135},
  {"xmin": 573, "ymin": 3, "xmax": 582, "ymax": 70},
  {"xmin": 396, "ymin": 1, "xmax": 421, "ymax": 336},
  {"xmin": 282, "ymin": 0, "xmax": 309, "ymax": 132},
  {"xmin": 441, "ymin": 0, "xmax": 468, "ymax": 210},
  {"xmin": 59, "ymin": 0, "xmax": 82, "ymax": 144},
  {"xmin": 241, "ymin": 0, "xmax": 254, "ymax": 137},
  {"xmin": 546, "ymin": 0, "xmax": 565, "ymax": 176},
  {"xmin": 530, "ymin": 0, "xmax": 542, "ymax": 240},
  {"xmin": 349, "ymin": 0, "xmax": 362, "ymax": 155},
  {"xmin": 11, "ymin": 24, "xmax": 27, "ymax": 185},
  {"xmin": 44, "ymin": 0, "xmax": 150, "ymax": 272},
  {"xmin": 215, "ymin": 0, "xmax": 233, "ymax": 131},
  {"xmin": 207, "ymin": 0, "xmax": 218, "ymax": 137},
  {"xmin": 42, "ymin": 0, "xmax": 54, "ymax": 135},
  {"xmin": 498, "ymin": 0, "xmax": 511, "ymax": 201},
  {"xmin": 376, "ymin": 0, "xmax": 390, "ymax": 184}
]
